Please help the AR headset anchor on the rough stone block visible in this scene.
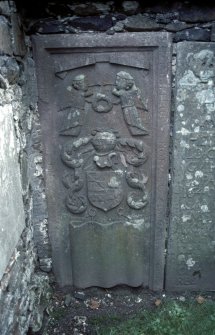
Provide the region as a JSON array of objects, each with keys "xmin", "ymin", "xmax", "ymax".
[
  {"xmin": 124, "ymin": 14, "xmax": 164, "ymax": 31},
  {"xmin": 156, "ymin": 12, "xmax": 178, "ymax": 24},
  {"xmin": 29, "ymin": 273, "xmax": 51, "ymax": 332},
  {"xmin": 29, "ymin": 19, "xmax": 70, "ymax": 34},
  {"xmin": 122, "ymin": 1, "xmax": 139, "ymax": 15},
  {"xmin": 174, "ymin": 27, "xmax": 210, "ymax": 42},
  {"xmin": 0, "ymin": 56, "xmax": 20, "ymax": 85},
  {"xmin": 0, "ymin": 15, "xmax": 12, "ymax": 55},
  {"xmin": 211, "ymin": 23, "xmax": 215, "ymax": 42},
  {"xmin": 113, "ymin": 20, "xmax": 125, "ymax": 32},
  {"xmin": 179, "ymin": 6, "xmax": 215, "ymax": 23},
  {"xmin": 20, "ymin": 150, "xmax": 29, "ymax": 193},
  {"xmin": 70, "ymin": 2, "xmax": 111, "ymax": 16},
  {"xmin": 0, "ymin": 104, "xmax": 25, "ymax": 281},
  {"xmin": 30, "ymin": 16, "xmax": 114, "ymax": 34},
  {"xmin": 11, "ymin": 14, "xmax": 27, "ymax": 56},
  {"xmin": 166, "ymin": 42, "xmax": 215, "ymax": 291},
  {"xmin": 70, "ymin": 15, "xmax": 113, "ymax": 31},
  {"xmin": 165, "ymin": 21, "xmax": 194, "ymax": 33},
  {"xmin": 0, "ymin": 2, "xmax": 11, "ymax": 16}
]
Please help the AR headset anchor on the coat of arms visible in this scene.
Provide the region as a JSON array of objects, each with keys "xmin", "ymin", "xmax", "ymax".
[{"xmin": 59, "ymin": 71, "xmax": 149, "ymax": 225}]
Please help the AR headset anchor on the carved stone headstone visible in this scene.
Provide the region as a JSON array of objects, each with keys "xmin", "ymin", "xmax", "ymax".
[
  {"xmin": 166, "ymin": 42, "xmax": 215, "ymax": 290},
  {"xmin": 33, "ymin": 33, "xmax": 172, "ymax": 289}
]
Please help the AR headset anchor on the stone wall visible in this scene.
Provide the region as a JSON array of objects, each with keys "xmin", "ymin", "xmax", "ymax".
[
  {"xmin": 0, "ymin": 2, "xmax": 51, "ymax": 334},
  {"xmin": 16, "ymin": 0, "xmax": 215, "ymax": 43},
  {"xmin": 1, "ymin": 0, "xmax": 215, "ymax": 334},
  {"xmin": 20, "ymin": 0, "xmax": 215, "ymax": 293}
]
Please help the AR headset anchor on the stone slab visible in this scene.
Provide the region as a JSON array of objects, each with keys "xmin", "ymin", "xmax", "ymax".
[
  {"xmin": 122, "ymin": 1, "xmax": 139, "ymax": 15},
  {"xmin": 11, "ymin": 14, "xmax": 27, "ymax": 56},
  {"xmin": 0, "ymin": 2, "xmax": 10, "ymax": 17},
  {"xmin": 33, "ymin": 32, "xmax": 172, "ymax": 289},
  {"xmin": 124, "ymin": 14, "xmax": 164, "ymax": 32},
  {"xmin": 0, "ymin": 103, "xmax": 25, "ymax": 280},
  {"xmin": 174, "ymin": 27, "xmax": 210, "ymax": 43},
  {"xmin": 211, "ymin": 24, "xmax": 215, "ymax": 42},
  {"xmin": 179, "ymin": 7, "xmax": 215, "ymax": 23},
  {"xmin": 166, "ymin": 42, "xmax": 215, "ymax": 291},
  {"xmin": 0, "ymin": 15, "xmax": 12, "ymax": 55}
]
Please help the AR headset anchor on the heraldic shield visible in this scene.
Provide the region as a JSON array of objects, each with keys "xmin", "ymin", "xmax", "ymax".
[{"xmin": 87, "ymin": 171, "xmax": 124, "ymax": 212}]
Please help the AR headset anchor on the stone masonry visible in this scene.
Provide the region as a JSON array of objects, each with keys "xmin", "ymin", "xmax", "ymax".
[
  {"xmin": 21, "ymin": 0, "xmax": 215, "ymax": 294},
  {"xmin": 1, "ymin": 0, "xmax": 215, "ymax": 334},
  {"xmin": 0, "ymin": 1, "xmax": 51, "ymax": 334}
]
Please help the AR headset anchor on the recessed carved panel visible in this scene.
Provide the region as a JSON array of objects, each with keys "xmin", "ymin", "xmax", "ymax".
[
  {"xmin": 59, "ymin": 70, "xmax": 150, "ymax": 221},
  {"xmin": 33, "ymin": 33, "xmax": 171, "ymax": 289}
]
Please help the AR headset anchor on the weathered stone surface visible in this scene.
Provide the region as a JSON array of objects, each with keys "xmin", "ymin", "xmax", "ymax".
[
  {"xmin": 145, "ymin": 3, "xmax": 182, "ymax": 14},
  {"xmin": 166, "ymin": 42, "xmax": 215, "ymax": 291},
  {"xmin": 0, "ymin": 56, "xmax": 20, "ymax": 85},
  {"xmin": 33, "ymin": 32, "xmax": 172, "ymax": 290},
  {"xmin": 122, "ymin": 1, "xmax": 139, "ymax": 15},
  {"xmin": 93, "ymin": 2, "xmax": 113, "ymax": 14},
  {"xmin": 20, "ymin": 150, "xmax": 29, "ymax": 192},
  {"xmin": 29, "ymin": 19, "xmax": 76, "ymax": 34},
  {"xmin": 29, "ymin": 273, "xmax": 51, "ymax": 332},
  {"xmin": 0, "ymin": 230, "xmax": 50, "ymax": 335},
  {"xmin": 114, "ymin": 14, "xmax": 127, "ymax": 21},
  {"xmin": 179, "ymin": 7, "xmax": 215, "ymax": 23},
  {"xmin": 124, "ymin": 14, "xmax": 164, "ymax": 31},
  {"xmin": 0, "ymin": 1, "xmax": 11, "ymax": 16},
  {"xmin": 31, "ymin": 16, "xmax": 114, "ymax": 33},
  {"xmin": 0, "ymin": 3, "xmax": 51, "ymax": 334},
  {"xmin": 74, "ymin": 291, "xmax": 86, "ymax": 301},
  {"xmin": 0, "ymin": 2, "xmax": 10, "ymax": 16},
  {"xmin": 30, "ymin": 112, "xmax": 52, "ymax": 273},
  {"xmin": 0, "ymin": 233, "xmax": 35, "ymax": 335},
  {"xmin": 70, "ymin": 2, "xmax": 112, "ymax": 16},
  {"xmin": 106, "ymin": 27, "xmax": 115, "ymax": 35},
  {"xmin": 70, "ymin": 15, "xmax": 113, "ymax": 31},
  {"xmin": 11, "ymin": 13, "xmax": 27, "ymax": 56},
  {"xmin": 174, "ymin": 27, "xmax": 210, "ymax": 42},
  {"xmin": 0, "ymin": 15, "xmax": 12, "ymax": 55},
  {"xmin": 211, "ymin": 23, "xmax": 215, "ymax": 42},
  {"xmin": 113, "ymin": 20, "xmax": 125, "ymax": 32},
  {"xmin": 165, "ymin": 21, "xmax": 194, "ymax": 32},
  {"xmin": 64, "ymin": 293, "xmax": 73, "ymax": 306},
  {"xmin": 0, "ymin": 102, "xmax": 25, "ymax": 281},
  {"xmin": 156, "ymin": 12, "xmax": 178, "ymax": 24}
]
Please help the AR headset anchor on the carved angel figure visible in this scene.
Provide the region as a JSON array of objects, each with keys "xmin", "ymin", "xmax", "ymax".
[
  {"xmin": 112, "ymin": 71, "xmax": 148, "ymax": 136},
  {"xmin": 59, "ymin": 74, "xmax": 92, "ymax": 136}
]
